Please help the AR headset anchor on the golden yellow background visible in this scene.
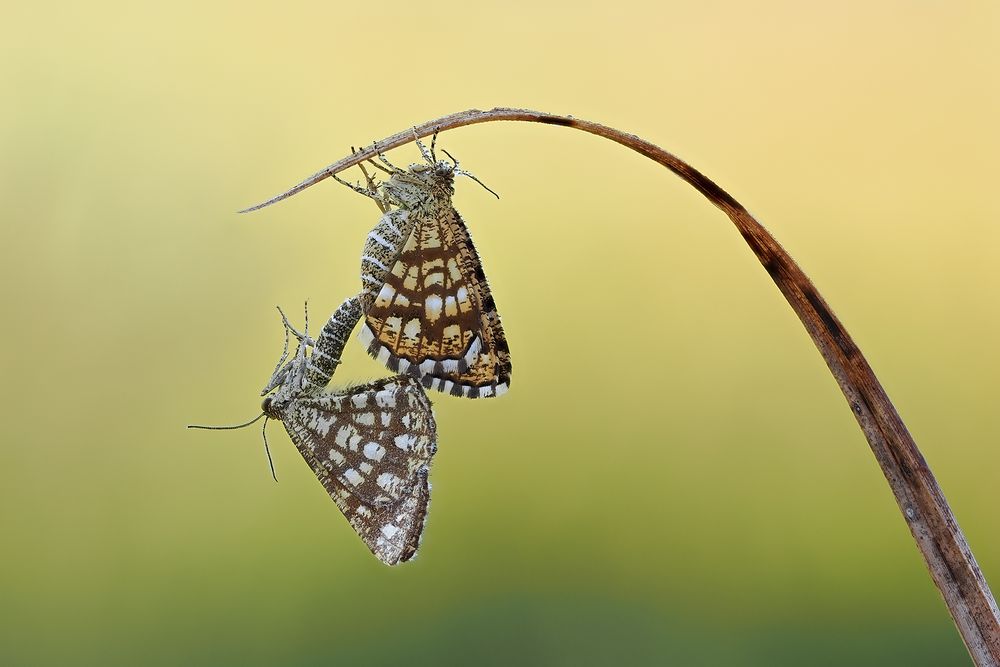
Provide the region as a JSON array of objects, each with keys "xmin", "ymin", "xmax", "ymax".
[{"xmin": 3, "ymin": 1, "xmax": 998, "ymax": 664}]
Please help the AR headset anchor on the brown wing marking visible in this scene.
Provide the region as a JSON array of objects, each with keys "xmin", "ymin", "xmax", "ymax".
[
  {"xmin": 360, "ymin": 208, "xmax": 511, "ymax": 398},
  {"xmin": 279, "ymin": 376, "xmax": 437, "ymax": 565}
]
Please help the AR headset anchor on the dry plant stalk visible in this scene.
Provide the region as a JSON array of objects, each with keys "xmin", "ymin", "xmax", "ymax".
[{"xmin": 242, "ymin": 107, "xmax": 1000, "ymax": 666}]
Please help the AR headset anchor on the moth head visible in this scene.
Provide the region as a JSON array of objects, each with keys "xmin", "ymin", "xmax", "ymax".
[
  {"xmin": 260, "ymin": 395, "xmax": 283, "ymax": 419},
  {"xmin": 383, "ymin": 160, "xmax": 456, "ymax": 206}
]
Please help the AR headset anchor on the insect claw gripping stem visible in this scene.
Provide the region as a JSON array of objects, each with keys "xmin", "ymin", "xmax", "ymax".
[{"xmin": 331, "ymin": 148, "xmax": 390, "ymax": 212}]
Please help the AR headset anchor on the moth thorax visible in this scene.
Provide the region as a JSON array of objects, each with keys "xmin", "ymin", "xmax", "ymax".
[{"xmin": 384, "ymin": 169, "xmax": 455, "ymax": 208}]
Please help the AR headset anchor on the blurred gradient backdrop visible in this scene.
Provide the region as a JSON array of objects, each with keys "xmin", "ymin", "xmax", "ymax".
[{"xmin": 2, "ymin": 1, "xmax": 998, "ymax": 665}]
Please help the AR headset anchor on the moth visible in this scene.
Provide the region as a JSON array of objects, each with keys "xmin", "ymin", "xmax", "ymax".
[
  {"xmin": 191, "ymin": 300, "xmax": 438, "ymax": 566},
  {"xmin": 333, "ymin": 133, "xmax": 512, "ymax": 399}
]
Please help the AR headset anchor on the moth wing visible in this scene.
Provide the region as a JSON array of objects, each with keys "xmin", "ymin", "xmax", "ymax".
[
  {"xmin": 361, "ymin": 208, "xmax": 512, "ymax": 398},
  {"xmin": 280, "ymin": 375, "xmax": 437, "ymax": 565}
]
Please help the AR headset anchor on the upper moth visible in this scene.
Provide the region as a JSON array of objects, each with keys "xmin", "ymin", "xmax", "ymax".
[{"xmin": 334, "ymin": 134, "xmax": 512, "ymax": 399}]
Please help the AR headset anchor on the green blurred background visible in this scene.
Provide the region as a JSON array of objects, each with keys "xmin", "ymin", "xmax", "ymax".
[{"xmin": 2, "ymin": 1, "xmax": 998, "ymax": 665}]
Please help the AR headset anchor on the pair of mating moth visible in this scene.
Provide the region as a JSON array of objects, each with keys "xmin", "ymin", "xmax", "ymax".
[{"xmin": 196, "ymin": 134, "xmax": 509, "ymax": 565}]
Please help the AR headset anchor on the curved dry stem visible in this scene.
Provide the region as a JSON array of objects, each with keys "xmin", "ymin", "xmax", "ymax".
[{"xmin": 242, "ymin": 107, "xmax": 1000, "ymax": 665}]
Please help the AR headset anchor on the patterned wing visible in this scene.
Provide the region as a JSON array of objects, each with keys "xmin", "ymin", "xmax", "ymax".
[
  {"xmin": 279, "ymin": 375, "xmax": 437, "ymax": 565},
  {"xmin": 360, "ymin": 207, "xmax": 512, "ymax": 398}
]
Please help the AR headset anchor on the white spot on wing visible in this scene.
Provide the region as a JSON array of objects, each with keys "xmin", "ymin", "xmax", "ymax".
[
  {"xmin": 464, "ymin": 335, "xmax": 482, "ymax": 365},
  {"xmin": 376, "ymin": 472, "xmax": 403, "ymax": 493},
  {"xmin": 358, "ymin": 325, "xmax": 375, "ymax": 346},
  {"xmin": 403, "ymin": 318, "xmax": 421, "ymax": 341},
  {"xmin": 363, "ymin": 442, "xmax": 386, "ymax": 461},
  {"xmin": 375, "ymin": 389, "xmax": 398, "ymax": 409},
  {"xmin": 425, "ymin": 295, "xmax": 443, "ymax": 322},
  {"xmin": 376, "ymin": 346, "xmax": 391, "ymax": 364},
  {"xmin": 394, "ymin": 434, "xmax": 416, "ymax": 451},
  {"xmin": 335, "ymin": 425, "xmax": 354, "ymax": 448},
  {"xmin": 375, "ymin": 283, "xmax": 395, "ymax": 306},
  {"xmin": 456, "ymin": 286, "xmax": 471, "ymax": 312}
]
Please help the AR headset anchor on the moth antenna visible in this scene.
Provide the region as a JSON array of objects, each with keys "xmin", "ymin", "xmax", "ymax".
[
  {"xmin": 187, "ymin": 412, "xmax": 266, "ymax": 430},
  {"xmin": 303, "ymin": 300, "xmax": 310, "ymax": 339},
  {"xmin": 441, "ymin": 148, "xmax": 460, "ymax": 170},
  {"xmin": 430, "ymin": 130, "xmax": 438, "ymax": 162},
  {"xmin": 262, "ymin": 417, "xmax": 278, "ymax": 483},
  {"xmin": 455, "ymin": 168, "xmax": 500, "ymax": 200}
]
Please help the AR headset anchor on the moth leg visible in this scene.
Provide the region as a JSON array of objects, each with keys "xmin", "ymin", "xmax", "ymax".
[
  {"xmin": 277, "ymin": 305, "xmax": 308, "ymax": 342},
  {"xmin": 354, "ymin": 157, "xmax": 389, "ymax": 214},
  {"xmin": 363, "ymin": 157, "xmax": 394, "ymax": 176},
  {"xmin": 269, "ymin": 313, "xmax": 292, "ymax": 377},
  {"xmin": 351, "ymin": 147, "xmax": 390, "ymax": 200},
  {"xmin": 262, "ymin": 305, "xmax": 312, "ymax": 396},
  {"xmin": 261, "ymin": 315, "xmax": 293, "ymax": 395},
  {"xmin": 332, "ymin": 171, "xmax": 378, "ymax": 199},
  {"xmin": 413, "ymin": 127, "xmax": 435, "ymax": 165},
  {"xmin": 332, "ymin": 165, "xmax": 391, "ymax": 214},
  {"xmin": 372, "ymin": 140, "xmax": 405, "ymax": 174}
]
